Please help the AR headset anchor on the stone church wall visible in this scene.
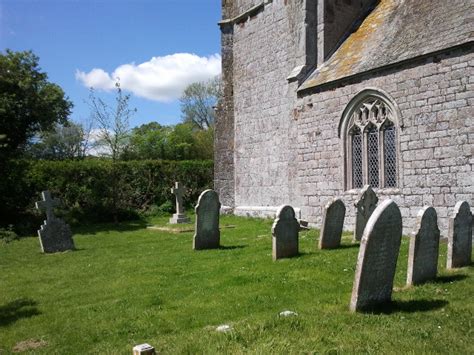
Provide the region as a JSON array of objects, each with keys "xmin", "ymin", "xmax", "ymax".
[
  {"xmin": 294, "ymin": 46, "xmax": 473, "ymax": 235},
  {"xmin": 222, "ymin": 0, "xmax": 304, "ymax": 212},
  {"xmin": 217, "ymin": 0, "xmax": 473, "ymax": 236}
]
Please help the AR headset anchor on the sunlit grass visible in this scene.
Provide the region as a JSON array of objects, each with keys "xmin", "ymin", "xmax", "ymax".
[{"xmin": 0, "ymin": 215, "xmax": 472, "ymax": 353}]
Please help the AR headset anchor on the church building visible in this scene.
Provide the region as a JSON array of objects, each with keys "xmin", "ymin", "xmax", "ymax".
[{"xmin": 214, "ymin": 0, "xmax": 473, "ymax": 234}]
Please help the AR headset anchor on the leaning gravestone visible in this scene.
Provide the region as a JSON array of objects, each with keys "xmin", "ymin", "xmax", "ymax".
[
  {"xmin": 272, "ymin": 205, "xmax": 300, "ymax": 260},
  {"xmin": 193, "ymin": 190, "xmax": 221, "ymax": 250},
  {"xmin": 354, "ymin": 185, "xmax": 378, "ymax": 241},
  {"xmin": 447, "ymin": 201, "xmax": 472, "ymax": 269},
  {"xmin": 406, "ymin": 206, "xmax": 440, "ymax": 285},
  {"xmin": 35, "ymin": 191, "xmax": 74, "ymax": 253},
  {"xmin": 169, "ymin": 182, "xmax": 190, "ymax": 224},
  {"xmin": 319, "ymin": 198, "xmax": 346, "ymax": 249},
  {"xmin": 350, "ymin": 199, "xmax": 402, "ymax": 312}
]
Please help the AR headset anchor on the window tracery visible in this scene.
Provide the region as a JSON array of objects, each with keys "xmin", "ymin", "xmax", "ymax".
[{"xmin": 342, "ymin": 93, "xmax": 399, "ymax": 190}]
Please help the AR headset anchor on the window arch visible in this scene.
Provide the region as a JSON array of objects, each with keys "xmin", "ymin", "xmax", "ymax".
[{"xmin": 339, "ymin": 89, "xmax": 401, "ymax": 190}]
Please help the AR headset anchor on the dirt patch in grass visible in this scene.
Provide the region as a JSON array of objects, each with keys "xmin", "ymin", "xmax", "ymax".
[{"xmin": 13, "ymin": 339, "xmax": 47, "ymax": 352}]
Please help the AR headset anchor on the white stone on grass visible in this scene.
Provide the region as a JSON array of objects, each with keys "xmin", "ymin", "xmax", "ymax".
[
  {"xmin": 279, "ymin": 310, "xmax": 298, "ymax": 317},
  {"xmin": 216, "ymin": 324, "xmax": 232, "ymax": 333}
]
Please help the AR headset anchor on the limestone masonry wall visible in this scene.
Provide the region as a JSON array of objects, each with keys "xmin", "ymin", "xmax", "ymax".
[
  {"xmin": 231, "ymin": 0, "xmax": 303, "ymax": 209},
  {"xmin": 294, "ymin": 47, "xmax": 473, "ymax": 235},
  {"xmin": 217, "ymin": 0, "xmax": 473, "ymax": 236}
]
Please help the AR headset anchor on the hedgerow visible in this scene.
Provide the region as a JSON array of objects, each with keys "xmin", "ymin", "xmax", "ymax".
[{"xmin": 1, "ymin": 159, "xmax": 213, "ymax": 231}]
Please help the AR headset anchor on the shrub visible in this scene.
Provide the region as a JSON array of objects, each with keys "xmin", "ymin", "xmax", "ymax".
[{"xmin": 1, "ymin": 159, "xmax": 213, "ymax": 231}]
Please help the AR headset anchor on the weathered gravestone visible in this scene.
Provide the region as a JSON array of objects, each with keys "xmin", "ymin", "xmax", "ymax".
[
  {"xmin": 406, "ymin": 206, "xmax": 440, "ymax": 285},
  {"xmin": 319, "ymin": 198, "xmax": 346, "ymax": 249},
  {"xmin": 350, "ymin": 199, "xmax": 402, "ymax": 312},
  {"xmin": 354, "ymin": 185, "xmax": 378, "ymax": 242},
  {"xmin": 35, "ymin": 191, "xmax": 74, "ymax": 253},
  {"xmin": 447, "ymin": 201, "xmax": 472, "ymax": 269},
  {"xmin": 193, "ymin": 189, "xmax": 221, "ymax": 250},
  {"xmin": 272, "ymin": 205, "xmax": 300, "ymax": 260},
  {"xmin": 169, "ymin": 182, "xmax": 190, "ymax": 224}
]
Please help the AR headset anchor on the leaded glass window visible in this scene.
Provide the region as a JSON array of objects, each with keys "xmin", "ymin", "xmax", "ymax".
[
  {"xmin": 367, "ymin": 126, "xmax": 379, "ymax": 187},
  {"xmin": 384, "ymin": 125, "xmax": 397, "ymax": 188},
  {"xmin": 351, "ymin": 129, "xmax": 363, "ymax": 188},
  {"xmin": 344, "ymin": 94, "xmax": 398, "ymax": 190}
]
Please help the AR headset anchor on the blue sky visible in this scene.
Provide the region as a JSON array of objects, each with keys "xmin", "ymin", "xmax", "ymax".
[{"xmin": 0, "ymin": 0, "xmax": 221, "ymax": 128}]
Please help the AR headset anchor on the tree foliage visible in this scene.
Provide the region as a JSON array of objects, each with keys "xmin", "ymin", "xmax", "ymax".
[
  {"xmin": 0, "ymin": 50, "xmax": 73, "ymax": 158},
  {"xmin": 123, "ymin": 122, "xmax": 213, "ymax": 161},
  {"xmin": 88, "ymin": 82, "xmax": 135, "ymax": 161},
  {"xmin": 26, "ymin": 121, "xmax": 88, "ymax": 160},
  {"xmin": 180, "ymin": 76, "xmax": 220, "ymax": 129}
]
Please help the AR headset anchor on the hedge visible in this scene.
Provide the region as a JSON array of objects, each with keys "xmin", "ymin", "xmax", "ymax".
[{"xmin": 1, "ymin": 159, "xmax": 213, "ymax": 231}]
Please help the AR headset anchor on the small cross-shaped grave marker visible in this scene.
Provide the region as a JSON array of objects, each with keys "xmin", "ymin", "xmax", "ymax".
[
  {"xmin": 171, "ymin": 182, "xmax": 185, "ymax": 214},
  {"xmin": 35, "ymin": 191, "xmax": 61, "ymax": 220},
  {"xmin": 169, "ymin": 182, "xmax": 190, "ymax": 224}
]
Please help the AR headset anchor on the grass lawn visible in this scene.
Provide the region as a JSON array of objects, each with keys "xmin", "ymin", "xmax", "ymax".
[{"xmin": 0, "ymin": 215, "xmax": 472, "ymax": 354}]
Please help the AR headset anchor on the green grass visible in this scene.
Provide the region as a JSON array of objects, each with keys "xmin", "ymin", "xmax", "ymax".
[{"xmin": 0, "ymin": 215, "xmax": 472, "ymax": 354}]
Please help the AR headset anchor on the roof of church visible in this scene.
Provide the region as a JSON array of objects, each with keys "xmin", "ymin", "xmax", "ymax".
[{"xmin": 299, "ymin": 0, "xmax": 474, "ymax": 92}]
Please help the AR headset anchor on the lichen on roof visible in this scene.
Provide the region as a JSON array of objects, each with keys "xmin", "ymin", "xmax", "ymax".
[{"xmin": 299, "ymin": 0, "xmax": 474, "ymax": 92}]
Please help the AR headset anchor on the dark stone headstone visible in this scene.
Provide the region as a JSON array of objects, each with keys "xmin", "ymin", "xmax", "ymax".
[
  {"xmin": 447, "ymin": 201, "xmax": 472, "ymax": 269},
  {"xmin": 350, "ymin": 199, "xmax": 402, "ymax": 312},
  {"xmin": 354, "ymin": 185, "xmax": 378, "ymax": 242},
  {"xmin": 35, "ymin": 191, "xmax": 74, "ymax": 253},
  {"xmin": 272, "ymin": 205, "xmax": 300, "ymax": 260},
  {"xmin": 407, "ymin": 206, "xmax": 440, "ymax": 285},
  {"xmin": 193, "ymin": 190, "xmax": 221, "ymax": 250},
  {"xmin": 319, "ymin": 198, "xmax": 346, "ymax": 249}
]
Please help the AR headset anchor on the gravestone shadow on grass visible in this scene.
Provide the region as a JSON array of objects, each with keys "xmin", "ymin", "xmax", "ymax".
[
  {"xmin": 431, "ymin": 274, "xmax": 468, "ymax": 284},
  {"xmin": 361, "ymin": 299, "xmax": 448, "ymax": 314},
  {"xmin": 0, "ymin": 299, "xmax": 41, "ymax": 327},
  {"xmin": 73, "ymin": 220, "xmax": 148, "ymax": 235},
  {"xmin": 217, "ymin": 245, "xmax": 247, "ymax": 250}
]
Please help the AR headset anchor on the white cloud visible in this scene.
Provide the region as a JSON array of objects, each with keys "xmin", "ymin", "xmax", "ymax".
[{"xmin": 75, "ymin": 53, "xmax": 221, "ymax": 102}]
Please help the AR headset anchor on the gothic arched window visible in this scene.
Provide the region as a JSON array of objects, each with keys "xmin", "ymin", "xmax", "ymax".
[{"xmin": 339, "ymin": 89, "xmax": 400, "ymax": 190}]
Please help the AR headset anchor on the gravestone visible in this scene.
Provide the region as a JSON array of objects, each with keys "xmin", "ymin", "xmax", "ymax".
[
  {"xmin": 319, "ymin": 198, "xmax": 346, "ymax": 249},
  {"xmin": 447, "ymin": 201, "xmax": 472, "ymax": 269},
  {"xmin": 406, "ymin": 206, "xmax": 440, "ymax": 285},
  {"xmin": 350, "ymin": 199, "xmax": 402, "ymax": 312},
  {"xmin": 193, "ymin": 189, "xmax": 221, "ymax": 250},
  {"xmin": 169, "ymin": 182, "xmax": 190, "ymax": 224},
  {"xmin": 354, "ymin": 185, "xmax": 378, "ymax": 241},
  {"xmin": 272, "ymin": 205, "xmax": 300, "ymax": 260},
  {"xmin": 35, "ymin": 191, "xmax": 74, "ymax": 253}
]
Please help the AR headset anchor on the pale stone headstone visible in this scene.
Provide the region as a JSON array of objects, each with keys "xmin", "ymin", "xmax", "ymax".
[
  {"xmin": 354, "ymin": 185, "xmax": 378, "ymax": 241},
  {"xmin": 350, "ymin": 199, "xmax": 402, "ymax": 312},
  {"xmin": 447, "ymin": 201, "xmax": 472, "ymax": 269},
  {"xmin": 133, "ymin": 343, "xmax": 155, "ymax": 355},
  {"xmin": 407, "ymin": 206, "xmax": 440, "ymax": 285},
  {"xmin": 319, "ymin": 198, "xmax": 346, "ymax": 249},
  {"xmin": 193, "ymin": 189, "xmax": 221, "ymax": 250},
  {"xmin": 35, "ymin": 191, "xmax": 74, "ymax": 253},
  {"xmin": 272, "ymin": 205, "xmax": 300, "ymax": 260},
  {"xmin": 169, "ymin": 182, "xmax": 190, "ymax": 224}
]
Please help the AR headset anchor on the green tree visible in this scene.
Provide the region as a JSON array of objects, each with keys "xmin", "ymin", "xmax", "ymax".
[
  {"xmin": 180, "ymin": 76, "xmax": 220, "ymax": 129},
  {"xmin": 87, "ymin": 82, "xmax": 136, "ymax": 223},
  {"xmin": 0, "ymin": 50, "xmax": 73, "ymax": 158},
  {"xmin": 26, "ymin": 121, "xmax": 88, "ymax": 160},
  {"xmin": 124, "ymin": 122, "xmax": 214, "ymax": 161},
  {"xmin": 123, "ymin": 122, "xmax": 172, "ymax": 160},
  {"xmin": 88, "ymin": 82, "xmax": 135, "ymax": 162}
]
